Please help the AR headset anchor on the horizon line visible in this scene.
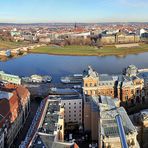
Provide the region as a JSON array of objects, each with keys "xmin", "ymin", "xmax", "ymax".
[{"xmin": 0, "ymin": 21, "xmax": 148, "ymax": 25}]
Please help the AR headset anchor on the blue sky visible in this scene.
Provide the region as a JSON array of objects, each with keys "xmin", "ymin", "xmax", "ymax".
[{"xmin": 0, "ymin": 0, "xmax": 148, "ymax": 23}]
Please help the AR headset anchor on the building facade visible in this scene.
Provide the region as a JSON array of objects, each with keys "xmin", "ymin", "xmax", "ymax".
[
  {"xmin": 83, "ymin": 95, "xmax": 139, "ymax": 148},
  {"xmin": 0, "ymin": 83, "xmax": 30, "ymax": 147},
  {"xmin": 83, "ymin": 65, "xmax": 147, "ymax": 105},
  {"xmin": 22, "ymin": 95, "xmax": 79, "ymax": 148},
  {"xmin": 60, "ymin": 95, "xmax": 82, "ymax": 124}
]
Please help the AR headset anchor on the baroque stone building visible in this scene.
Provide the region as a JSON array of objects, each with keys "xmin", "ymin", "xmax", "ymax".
[{"xmin": 83, "ymin": 65, "xmax": 147, "ymax": 105}]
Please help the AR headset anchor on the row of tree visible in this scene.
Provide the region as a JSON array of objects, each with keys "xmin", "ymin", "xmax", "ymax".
[{"xmin": 61, "ymin": 36, "xmax": 102, "ymax": 48}]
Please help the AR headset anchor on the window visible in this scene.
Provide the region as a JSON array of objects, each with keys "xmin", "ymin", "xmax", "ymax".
[
  {"xmin": 74, "ymin": 114, "xmax": 76, "ymax": 117},
  {"xmin": 69, "ymin": 107, "xmax": 71, "ymax": 109},
  {"xmin": 90, "ymin": 90, "xmax": 92, "ymax": 95},
  {"xmin": 69, "ymin": 103, "xmax": 71, "ymax": 105},
  {"xmin": 79, "ymin": 102, "xmax": 81, "ymax": 104},
  {"xmin": 85, "ymin": 83, "xmax": 88, "ymax": 87},
  {"xmin": 90, "ymin": 83, "xmax": 92, "ymax": 87},
  {"xmin": 69, "ymin": 111, "xmax": 71, "ymax": 113},
  {"xmin": 74, "ymin": 102, "xmax": 76, "ymax": 105},
  {"xmin": 74, "ymin": 106, "xmax": 76, "ymax": 109}
]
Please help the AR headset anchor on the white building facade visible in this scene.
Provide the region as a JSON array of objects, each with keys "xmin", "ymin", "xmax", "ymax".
[{"xmin": 61, "ymin": 95, "xmax": 82, "ymax": 124}]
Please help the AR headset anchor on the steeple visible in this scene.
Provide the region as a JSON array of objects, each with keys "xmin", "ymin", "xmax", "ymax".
[{"xmin": 74, "ymin": 22, "xmax": 77, "ymax": 30}]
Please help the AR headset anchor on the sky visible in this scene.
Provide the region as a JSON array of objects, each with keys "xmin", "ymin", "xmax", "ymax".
[{"xmin": 0, "ymin": 0, "xmax": 148, "ymax": 23}]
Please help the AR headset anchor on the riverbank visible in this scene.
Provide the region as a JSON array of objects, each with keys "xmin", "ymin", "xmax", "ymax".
[
  {"xmin": 0, "ymin": 40, "xmax": 28, "ymax": 49},
  {"xmin": 0, "ymin": 52, "xmax": 27, "ymax": 61},
  {"xmin": 29, "ymin": 44, "xmax": 148, "ymax": 56}
]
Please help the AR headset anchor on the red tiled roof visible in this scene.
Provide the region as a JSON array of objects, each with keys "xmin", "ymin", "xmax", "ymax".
[{"xmin": 0, "ymin": 84, "xmax": 30, "ymax": 128}]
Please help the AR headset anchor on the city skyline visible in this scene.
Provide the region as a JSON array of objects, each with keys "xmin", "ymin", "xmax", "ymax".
[{"xmin": 0, "ymin": 0, "xmax": 148, "ymax": 23}]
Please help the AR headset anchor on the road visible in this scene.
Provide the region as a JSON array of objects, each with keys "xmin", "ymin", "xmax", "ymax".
[{"xmin": 12, "ymin": 99, "xmax": 41, "ymax": 147}]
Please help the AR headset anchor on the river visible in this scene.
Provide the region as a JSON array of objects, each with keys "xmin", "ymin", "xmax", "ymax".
[{"xmin": 0, "ymin": 53, "xmax": 148, "ymax": 82}]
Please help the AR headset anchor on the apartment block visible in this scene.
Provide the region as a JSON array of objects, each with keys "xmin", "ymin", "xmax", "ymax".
[
  {"xmin": 60, "ymin": 95, "xmax": 82, "ymax": 124},
  {"xmin": 23, "ymin": 95, "xmax": 79, "ymax": 148}
]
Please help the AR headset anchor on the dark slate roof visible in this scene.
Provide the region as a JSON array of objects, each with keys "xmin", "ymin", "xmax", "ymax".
[{"xmin": 99, "ymin": 74, "xmax": 114, "ymax": 81}]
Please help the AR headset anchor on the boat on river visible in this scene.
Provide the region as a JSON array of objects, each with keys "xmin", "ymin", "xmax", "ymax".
[
  {"xmin": 22, "ymin": 74, "xmax": 52, "ymax": 83},
  {"xmin": 61, "ymin": 74, "xmax": 83, "ymax": 84}
]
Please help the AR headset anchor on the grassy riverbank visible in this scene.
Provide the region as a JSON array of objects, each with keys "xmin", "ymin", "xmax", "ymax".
[
  {"xmin": 0, "ymin": 40, "xmax": 28, "ymax": 49},
  {"xmin": 29, "ymin": 44, "xmax": 148, "ymax": 56}
]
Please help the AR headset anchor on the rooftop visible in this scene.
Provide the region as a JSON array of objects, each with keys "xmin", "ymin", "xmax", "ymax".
[
  {"xmin": 49, "ymin": 88, "xmax": 78, "ymax": 95},
  {"xmin": 60, "ymin": 95, "xmax": 81, "ymax": 100},
  {"xmin": 101, "ymin": 107, "xmax": 137, "ymax": 138},
  {"xmin": 99, "ymin": 95, "xmax": 118, "ymax": 108},
  {"xmin": 99, "ymin": 74, "xmax": 114, "ymax": 82},
  {"xmin": 33, "ymin": 134, "xmax": 55, "ymax": 148},
  {"xmin": 39, "ymin": 101, "xmax": 60, "ymax": 135},
  {"xmin": 33, "ymin": 134, "xmax": 77, "ymax": 148}
]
